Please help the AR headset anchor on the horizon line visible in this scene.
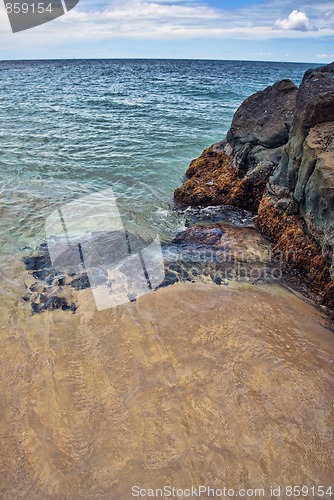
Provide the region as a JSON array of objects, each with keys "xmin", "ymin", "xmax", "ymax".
[{"xmin": 0, "ymin": 56, "xmax": 329, "ymax": 65}]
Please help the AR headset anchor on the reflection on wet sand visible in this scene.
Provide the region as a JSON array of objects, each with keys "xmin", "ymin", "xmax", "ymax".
[{"xmin": 0, "ymin": 276, "xmax": 333, "ymax": 499}]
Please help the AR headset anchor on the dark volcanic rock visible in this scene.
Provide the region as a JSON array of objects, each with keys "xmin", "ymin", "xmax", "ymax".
[
  {"xmin": 272, "ymin": 62, "xmax": 334, "ymax": 191},
  {"xmin": 174, "ymin": 61, "xmax": 334, "ymax": 310},
  {"xmin": 227, "ymin": 79, "xmax": 298, "ymax": 150},
  {"xmin": 269, "ymin": 62, "xmax": 334, "ymax": 280},
  {"xmin": 31, "ymin": 295, "xmax": 77, "ymax": 314},
  {"xmin": 23, "ymin": 248, "xmax": 79, "ymax": 314},
  {"xmin": 22, "ymin": 229, "xmax": 156, "ymax": 313},
  {"xmin": 226, "ymin": 79, "xmax": 298, "ymax": 179},
  {"xmin": 43, "ymin": 296, "xmax": 76, "ymax": 312},
  {"xmin": 70, "ymin": 273, "xmax": 91, "ymax": 290},
  {"xmin": 174, "ymin": 226, "xmax": 224, "ymax": 246},
  {"xmin": 23, "ymin": 254, "xmax": 52, "ymax": 272},
  {"xmin": 162, "ymin": 222, "xmax": 276, "ymax": 287}
]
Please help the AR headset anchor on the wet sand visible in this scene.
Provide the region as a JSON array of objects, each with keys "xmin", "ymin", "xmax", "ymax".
[{"xmin": 0, "ymin": 275, "xmax": 333, "ymax": 499}]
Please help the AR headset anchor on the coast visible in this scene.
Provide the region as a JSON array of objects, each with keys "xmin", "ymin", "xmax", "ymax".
[
  {"xmin": 0, "ymin": 59, "xmax": 334, "ymax": 498},
  {"xmin": 175, "ymin": 62, "xmax": 334, "ymax": 310}
]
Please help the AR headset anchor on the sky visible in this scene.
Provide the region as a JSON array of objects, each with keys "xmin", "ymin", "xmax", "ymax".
[{"xmin": 0, "ymin": 0, "xmax": 333, "ymax": 62}]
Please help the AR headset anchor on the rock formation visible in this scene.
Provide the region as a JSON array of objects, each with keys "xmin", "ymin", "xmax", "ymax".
[
  {"xmin": 174, "ymin": 79, "xmax": 299, "ymax": 212},
  {"xmin": 174, "ymin": 62, "xmax": 334, "ymax": 310},
  {"xmin": 267, "ymin": 63, "xmax": 334, "ymax": 269}
]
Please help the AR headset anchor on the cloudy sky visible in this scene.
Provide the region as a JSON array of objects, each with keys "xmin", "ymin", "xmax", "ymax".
[{"xmin": 0, "ymin": 0, "xmax": 333, "ymax": 62}]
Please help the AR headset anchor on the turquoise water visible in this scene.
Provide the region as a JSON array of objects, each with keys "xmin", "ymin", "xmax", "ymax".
[{"xmin": 0, "ymin": 59, "xmax": 319, "ymax": 267}]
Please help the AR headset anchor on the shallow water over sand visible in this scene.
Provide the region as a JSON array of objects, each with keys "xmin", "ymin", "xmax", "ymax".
[{"xmin": 0, "ymin": 273, "xmax": 333, "ymax": 499}]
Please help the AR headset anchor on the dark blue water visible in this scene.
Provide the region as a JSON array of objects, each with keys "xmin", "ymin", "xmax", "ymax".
[{"xmin": 0, "ymin": 59, "xmax": 319, "ymax": 265}]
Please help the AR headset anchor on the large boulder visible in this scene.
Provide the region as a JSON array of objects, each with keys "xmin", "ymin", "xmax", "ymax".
[
  {"xmin": 227, "ymin": 79, "xmax": 298, "ymax": 176},
  {"xmin": 227, "ymin": 79, "xmax": 298, "ymax": 149}
]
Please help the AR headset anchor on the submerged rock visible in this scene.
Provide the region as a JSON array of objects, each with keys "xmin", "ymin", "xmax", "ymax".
[
  {"xmin": 22, "ymin": 247, "xmax": 80, "ymax": 314},
  {"xmin": 23, "ymin": 254, "xmax": 52, "ymax": 272},
  {"xmin": 173, "ymin": 226, "xmax": 225, "ymax": 246},
  {"xmin": 21, "ymin": 228, "xmax": 164, "ymax": 313},
  {"xmin": 31, "ymin": 295, "xmax": 77, "ymax": 314},
  {"xmin": 70, "ymin": 273, "xmax": 91, "ymax": 291},
  {"xmin": 161, "ymin": 222, "xmax": 277, "ymax": 287}
]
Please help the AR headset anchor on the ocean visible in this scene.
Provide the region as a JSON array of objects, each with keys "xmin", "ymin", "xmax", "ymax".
[
  {"xmin": 0, "ymin": 59, "xmax": 320, "ymax": 267},
  {"xmin": 1, "ymin": 59, "xmax": 333, "ymax": 498}
]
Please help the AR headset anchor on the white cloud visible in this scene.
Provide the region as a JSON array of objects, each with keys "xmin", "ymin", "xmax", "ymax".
[
  {"xmin": 0, "ymin": 0, "xmax": 333, "ymax": 42},
  {"xmin": 253, "ymin": 51, "xmax": 272, "ymax": 56},
  {"xmin": 51, "ymin": 2, "xmax": 332, "ymax": 41},
  {"xmin": 315, "ymin": 53, "xmax": 334, "ymax": 59},
  {"xmin": 275, "ymin": 10, "xmax": 312, "ymax": 31}
]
